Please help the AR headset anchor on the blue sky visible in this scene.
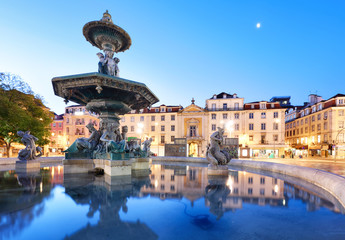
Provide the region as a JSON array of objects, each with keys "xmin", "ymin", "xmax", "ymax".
[{"xmin": 1, "ymin": 0, "xmax": 345, "ymax": 114}]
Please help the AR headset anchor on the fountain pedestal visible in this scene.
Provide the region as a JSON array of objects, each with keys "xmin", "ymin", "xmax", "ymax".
[
  {"xmin": 207, "ymin": 165, "xmax": 229, "ymax": 176},
  {"xmin": 15, "ymin": 160, "xmax": 40, "ymax": 173}
]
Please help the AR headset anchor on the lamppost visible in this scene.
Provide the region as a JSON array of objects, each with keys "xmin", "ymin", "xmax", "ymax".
[
  {"xmin": 334, "ymin": 127, "xmax": 345, "ymax": 159},
  {"xmin": 155, "ymin": 122, "xmax": 159, "ymax": 156},
  {"xmin": 274, "ymin": 119, "xmax": 280, "ymax": 158}
]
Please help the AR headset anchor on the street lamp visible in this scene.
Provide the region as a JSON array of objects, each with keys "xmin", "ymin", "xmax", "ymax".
[
  {"xmin": 274, "ymin": 119, "xmax": 280, "ymax": 158},
  {"xmin": 225, "ymin": 120, "xmax": 234, "ymax": 138},
  {"xmin": 334, "ymin": 127, "xmax": 345, "ymax": 159},
  {"xmin": 155, "ymin": 122, "xmax": 159, "ymax": 156}
]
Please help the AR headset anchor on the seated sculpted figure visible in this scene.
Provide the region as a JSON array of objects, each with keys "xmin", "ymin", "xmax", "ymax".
[
  {"xmin": 99, "ymin": 123, "xmax": 126, "ymax": 153},
  {"xmin": 17, "ymin": 131, "xmax": 42, "ymax": 161},
  {"xmin": 142, "ymin": 138, "xmax": 153, "ymax": 156},
  {"xmin": 64, "ymin": 123, "xmax": 101, "ymax": 153},
  {"xmin": 206, "ymin": 127, "xmax": 231, "ymax": 166}
]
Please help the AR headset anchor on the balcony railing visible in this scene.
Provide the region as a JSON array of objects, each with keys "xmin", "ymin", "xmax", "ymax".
[{"xmin": 205, "ymin": 107, "xmax": 243, "ymax": 112}]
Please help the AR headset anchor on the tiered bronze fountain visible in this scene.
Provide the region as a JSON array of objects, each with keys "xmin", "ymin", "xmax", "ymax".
[{"xmin": 52, "ymin": 11, "xmax": 159, "ymax": 177}]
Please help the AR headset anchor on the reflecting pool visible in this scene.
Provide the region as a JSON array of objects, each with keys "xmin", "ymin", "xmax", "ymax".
[{"xmin": 1, "ymin": 164, "xmax": 345, "ymax": 240}]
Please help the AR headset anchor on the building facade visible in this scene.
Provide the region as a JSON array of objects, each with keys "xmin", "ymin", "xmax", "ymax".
[
  {"xmin": 285, "ymin": 94, "xmax": 345, "ymax": 158},
  {"xmin": 120, "ymin": 92, "xmax": 287, "ymax": 158}
]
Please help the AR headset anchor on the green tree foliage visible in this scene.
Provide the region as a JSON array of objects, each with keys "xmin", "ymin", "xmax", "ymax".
[{"xmin": 0, "ymin": 73, "xmax": 53, "ymax": 157}]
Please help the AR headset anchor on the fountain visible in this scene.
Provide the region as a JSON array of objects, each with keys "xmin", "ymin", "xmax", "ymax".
[{"xmin": 52, "ymin": 11, "xmax": 159, "ymax": 177}]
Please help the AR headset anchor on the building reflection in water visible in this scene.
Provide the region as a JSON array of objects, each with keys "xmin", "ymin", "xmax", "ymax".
[{"xmin": 141, "ymin": 164, "xmax": 341, "ymax": 217}]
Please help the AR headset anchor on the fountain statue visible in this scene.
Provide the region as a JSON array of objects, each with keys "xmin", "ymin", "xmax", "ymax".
[
  {"xmin": 17, "ymin": 131, "xmax": 42, "ymax": 161},
  {"xmin": 52, "ymin": 11, "xmax": 158, "ymax": 162},
  {"xmin": 52, "ymin": 11, "xmax": 159, "ymax": 176},
  {"xmin": 206, "ymin": 127, "xmax": 232, "ymax": 166}
]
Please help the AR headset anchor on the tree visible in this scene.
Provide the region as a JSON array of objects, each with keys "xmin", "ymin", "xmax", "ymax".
[{"xmin": 0, "ymin": 73, "xmax": 53, "ymax": 157}]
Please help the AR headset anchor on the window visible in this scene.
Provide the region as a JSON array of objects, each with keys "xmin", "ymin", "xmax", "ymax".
[
  {"xmin": 273, "ymin": 123, "xmax": 279, "ymax": 130},
  {"xmin": 312, "ymin": 116, "xmax": 315, "ymax": 122},
  {"xmin": 66, "ymin": 127, "xmax": 69, "ymax": 133},
  {"xmin": 261, "ymin": 123, "xmax": 266, "ymax": 130},
  {"xmin": 260, "ymin": 177, "xmax": 265, "ymax": 184},
  {"xmin": 190, "ymin": 126, "xmax": 196, "ymax": 136},
  {"xmin": 131, "ymin": 126, "xmax": 135, "ymax": 132},
  {"xmin": 66, "ymin": 118, "xmax": 69, "ymax": 123},
  {"xmin": 312, "ymin": 125, "xmax": 315, "ymax": 131},
  {"xmin": 152, "ymin": 136, "xmax": 155, "ymax": 142},
  {"xmin": 131, "ymin": 116, "xmax": 135, "ymax": 122},
  {"xmin": 171, "ymin": 175, "xmax": 175, "ymax": 181},
  {"xmin": 274, "ymin": 135, "xmax": 278, "ymax": 141},
  {"xmin": 53, "ymin": 123, "xmax": 56, "ymax": 127},
  {"xmin": 212, "ymin": 124, "xmax": 216, "ymax": 131},
  {"xmin": 305, "ymin": 118, "xmax": 308, "ymax": 124},
  {"xmin": 305, "ymin": 127, "xmax": 308, "ymax": 133},
  {"xmin": 151, "ymin": 126, "xmax": 155, "ymax": 131},
  {"xmin": 171, "ymin": 115, "xmax": 175, "ymax": 121},
  {"xmin": 235, "ymin": 124, "xmax": 239, "ymax": 131},
  {"xmin": 151, "ymin": 116, "xmax": 155, "ymax": 121},
  {"xmin": 339, "ymin": 121, "xmax": 344, "ymax": 129},
  {"xmin": 171, "ymin": 136, "xmax": 175, "ymax": 142},
  {"xmin": 161, "ymin": 125, "xmax": 165, "ymax": 131},
  {"xmin": 339, "ymin": 99, "xmax": 344, "ymax": 105},
  {"xmin": 274, "ymin": 112, "xmax": 278, "ymax": 118},
  {"xmin": 249, "ymin": 135, "xmax": 253, "ymax": 141},
  {"xmin": 223, "ymin": 103, "xmax": 227, "ymax": 110},
  {"xmin": 339, "ymin": 110, "xmax": 344, "ymax": 116},
  {"xmin": 248, "ymin": 188, "xmax": 253, "ymax": 195},
  {"xmin": 261, "ymin": 112, "xmax": 266, "ymax": 119},
  {"xmin": 249, "ymin": 123, "xmax": 254, "ymax": 130},
  {"xmin": 260, "ymin": 189, "xmax": 265, "ymax": 196},
  {"xmin": 140, "ymin": 116, "xmax": 144, "ymax": 121},
  {"xmin": 260, "ymin": 103, "xmax": 266, "ymax": 109},
  {"xmin": 161, "ymin": 175, "xmax": 165, "ymax": 180},
  {"xmin": 249, "ymin": 113, "xmax": 254, "ymax": 119},
  {"xmin": 317, "ymin": 124, "xmax": 321, "ymax": 131},
  {"xmin": 318, "ymin": 135, "xmax": 321, "ymax": 143},
  {"xmin": 248, "ymin": 177, "xmax": 253, "ymax": 184},
  {"xmin": 234, "ymin": 113, "xmax": 239, "ymax": 119},
  {"xmin": 58, "ymin": 123, "xmax": 62, "ymax": 127},
  {"xmin": 161, "ymin": 108, "xmax": 166, "ymax": 112},
  {"xmin": 161, "ymin": 115, "xmax": 165, "ymax": 121},
  {"xmin": 161, "ymin": 136, "xmax": 165, "ymax": 143},
  {"xmin": 171, "ymin": 125, "xmax": 175, "ymax": 131},
  {"xmin": 301, "ymin": 128, "xmax": 303, "ymax": 134},
  {"xmin": 223, "ymin": 113, "xmax": 228, "ymax": 119},
  {"xmin": 211, "ymin": 103, "xmax": 216, "ymax": 110},
  {"xmin": 251, "ymin": 105, "xmax": 255, "ymax": 109},
  {"xmin": 212, "ymin": 114, "xmax": 216, "ymax": 120},
  {"xmin": 317, "ymin": 114, "xmax": 321, "ymax": 121},
  {"xmin": 160, "ymin": 185, "xmax": 165, "ymax": 190},
  {"xmin": 121, "ymin": 117, "xmax": 125, "ymax": 122},
  {"xmin": 324, "ymin": 122, "xmax": 328, "ymax": 130},
  {"xmin": 234, "ymin": 103, "xmax": 239, "ymax": 110},
  {"xmin": 168, "ymin": 108, "xmax": 172, "ymax": 112}
]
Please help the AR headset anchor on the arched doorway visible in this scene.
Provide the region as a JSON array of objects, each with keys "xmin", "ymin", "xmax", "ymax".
[{"xmin": 189, "ymin": 142, "xmax": 198, "ymax": 157}]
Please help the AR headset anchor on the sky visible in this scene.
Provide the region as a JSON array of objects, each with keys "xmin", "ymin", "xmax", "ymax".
[{"xmin": 1, "ymin": 0, "xmax": 345, "ymax": 114}]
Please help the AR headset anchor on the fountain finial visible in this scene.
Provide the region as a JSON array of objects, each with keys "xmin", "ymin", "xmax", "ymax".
[{"xmin": 101, "ymin": 10, "xmax": 113, "ymax": 23}]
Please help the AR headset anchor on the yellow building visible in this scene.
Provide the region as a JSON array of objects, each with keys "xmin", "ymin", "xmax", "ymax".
[{"xmin": 285, "ymin": 94, "xmax": 345, "ymax": 158}]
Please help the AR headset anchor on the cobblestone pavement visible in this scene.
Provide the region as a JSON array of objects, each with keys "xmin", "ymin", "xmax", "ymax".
[{"xmin": 247, "ymin": 157, "xmax": 345, "ymax": 177}]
